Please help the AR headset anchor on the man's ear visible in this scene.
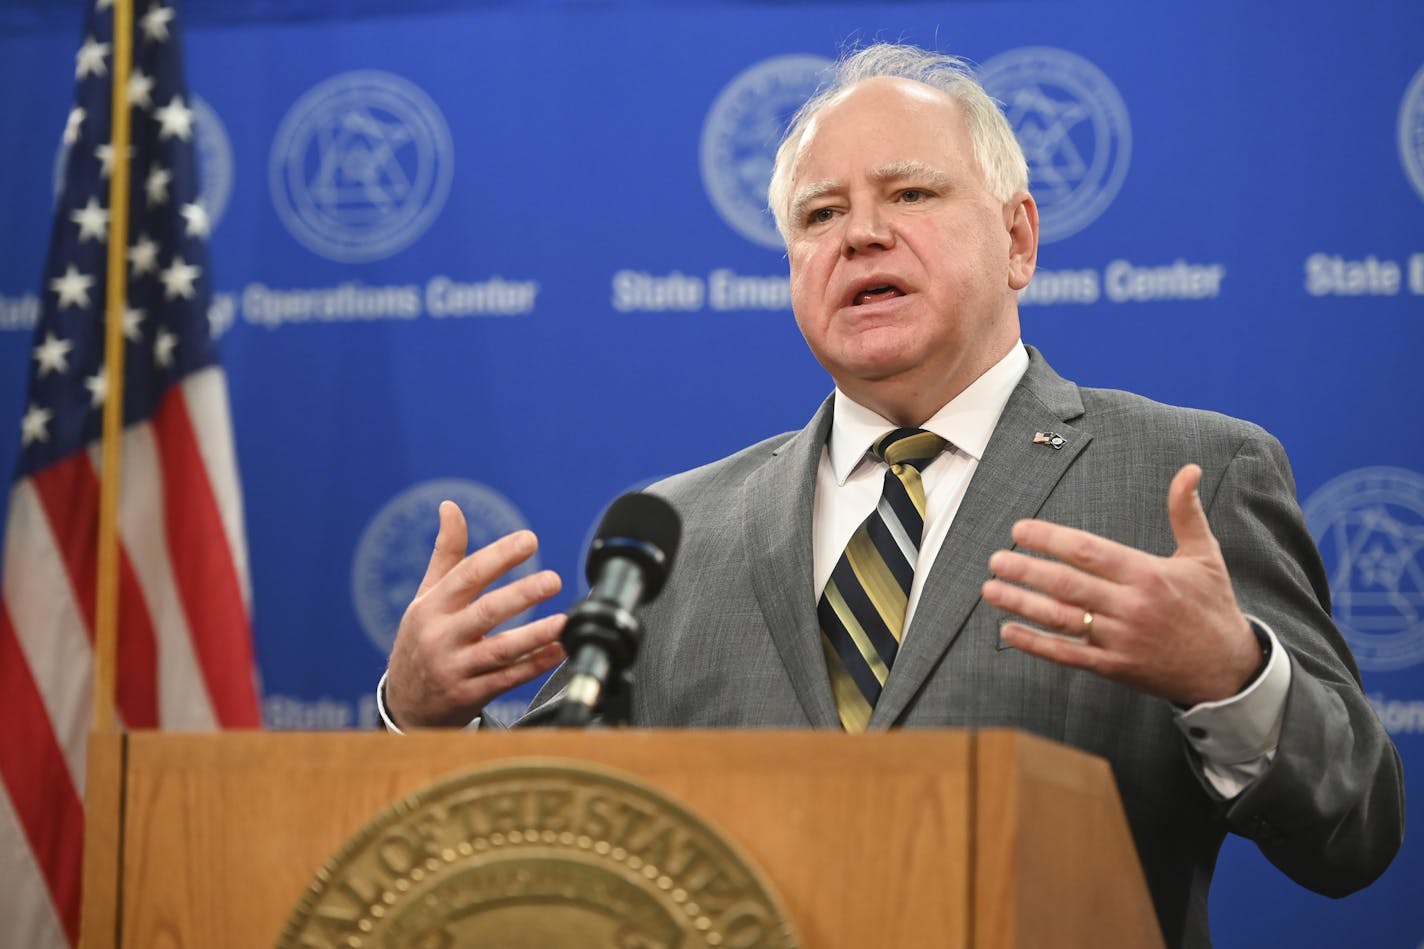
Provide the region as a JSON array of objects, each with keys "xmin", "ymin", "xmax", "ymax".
[{"xmin": 1005, "ymin": 191, "xmax": 1039, "ymax": 291}]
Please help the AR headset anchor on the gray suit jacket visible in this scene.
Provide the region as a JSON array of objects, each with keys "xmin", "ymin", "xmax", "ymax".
[{"xmin": 527, "ymin": 348, "xmax": 1403, "ymax": 948}]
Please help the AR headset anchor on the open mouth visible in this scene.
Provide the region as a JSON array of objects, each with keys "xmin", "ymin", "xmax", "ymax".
[{"xmin": 852, "ymin": 284, "xmax": 905, "ymax": 306}]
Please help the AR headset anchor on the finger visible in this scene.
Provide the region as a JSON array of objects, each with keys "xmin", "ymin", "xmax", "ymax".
[
  {"xmin": 463, "ymin": 641, "xmax": 567, "ymax": 710},
  {"xmin": 987, "ymin": 549, "xmax": 1117, "ymax": 614},
  {"xmin": 460, "ymin": 613, "xmax": 567, "ymax": 676},
  {"xmin": 999, "ymin": 621, "xmax": 1108, "ymax": 675},
  {"xmin": 415, "ymin": 501, "xmax": 468, "ymax": 599},
  {"xmin": 455, "ymin": 571, "xmax": 563, "ymax": 645},
  {"xmin": 1009, "ymin": 518, "xmax": 1148, "ymax": 584},
  {"xmin": 982, "ymin": 577, "xmax": 1102, "ymax": 640},
  {"xmin": 1167, "ymin": 463, "xmax": 1217, "ymax": 556},
  {"xmin": 431, "ymin": 529, "xmax": 541, "ymax": 610}
]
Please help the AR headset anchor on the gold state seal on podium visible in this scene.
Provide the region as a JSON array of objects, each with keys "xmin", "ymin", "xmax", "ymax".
[{"xmin": 279, "ymin": 759, "xmax": 800, "ymax": 948}]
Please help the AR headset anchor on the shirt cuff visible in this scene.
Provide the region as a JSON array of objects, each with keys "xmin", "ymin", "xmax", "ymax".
[
  {"xmin": 1173, "ymin": 618, "xmax": 1290, "ymax": 798},
  {"xmin": 375, "ymin": 671, "xmax": 406, "ymax": 734}
]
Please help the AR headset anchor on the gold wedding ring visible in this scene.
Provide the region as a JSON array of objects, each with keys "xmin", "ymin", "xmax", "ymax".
[{"xmin": 1081, "ymin": 610, "xmax": 1094, "ymax": 638}]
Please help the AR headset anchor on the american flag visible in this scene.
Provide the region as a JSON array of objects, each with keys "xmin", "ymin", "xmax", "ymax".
[{"xmin": 0, "ymin": 2, "xmax": 260, "ymax": 945}]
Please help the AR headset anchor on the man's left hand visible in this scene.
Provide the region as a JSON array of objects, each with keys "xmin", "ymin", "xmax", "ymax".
[{"xmin": 982, "ymin": 463, "xmax": 1262, "ymax": 706}]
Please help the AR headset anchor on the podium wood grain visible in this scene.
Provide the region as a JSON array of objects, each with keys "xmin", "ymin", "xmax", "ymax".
[{"xmin": 80, "ymin": 728, "xmax": 1160, "ymax": 949}]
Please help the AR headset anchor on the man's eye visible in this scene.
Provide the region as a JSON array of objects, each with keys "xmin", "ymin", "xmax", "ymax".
[
  {"xmin": 900, "ymin": 189, "xmax": 926, "ymax": 203},
  {"xmin": 807, "ymin": 207, "xmax": 836, "ymax": 224}
]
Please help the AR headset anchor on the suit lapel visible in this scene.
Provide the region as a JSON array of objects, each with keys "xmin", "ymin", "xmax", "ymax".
[
  {"xmin": 742, "ymin": 398, "xmax": 842, "ymax": 727},
  {"xmin": 871, "ymin": 349, "xmax": 1090, "ymax": 727}
]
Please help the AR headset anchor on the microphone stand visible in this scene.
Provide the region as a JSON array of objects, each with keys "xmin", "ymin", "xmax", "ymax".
[
  {"xmin": 552, "ymin": 594, "xmax": 643, "ymax": 728},
  {"xmin": 600, "ymin": 666, "xmax": 635, "ymax": 726},
  {"xmin": 552, "ymin": 659, "xmax": 637, "ymax": 728},
  {"xmin": 545, "ymin": 495, "xmax": 681, "ymax": 728}
]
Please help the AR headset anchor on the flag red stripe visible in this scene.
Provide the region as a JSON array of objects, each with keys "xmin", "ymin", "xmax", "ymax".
[
  {"xmin": 152, "ymin": 390, "xmax": 260, "ymax": 726},
  {"xmin": 114, "ymin": 553, "xmax": 160, "ymax": 728},
  {"xmin": 29, "ymin": 455, "xmax": 98, "ymax": 633},
  {"xmin": 0, "ymin": 602, "xmax": 85, "ymax": 946},
  {"xmin": 31, "ymin": 454, "xmax": 160, "ymax": 727}
]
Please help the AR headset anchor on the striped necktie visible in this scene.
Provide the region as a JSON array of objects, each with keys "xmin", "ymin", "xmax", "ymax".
[{"xmin": 818, "ymin": 427, "xmax": 947, "ymax": 732}]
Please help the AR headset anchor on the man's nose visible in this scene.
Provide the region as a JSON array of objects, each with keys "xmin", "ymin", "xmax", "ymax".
[{"xmin": 843, "ymin": 203, "xmax": 894, "ymax": 256}]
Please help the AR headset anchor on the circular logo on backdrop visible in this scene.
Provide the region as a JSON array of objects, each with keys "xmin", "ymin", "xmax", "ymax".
[
  {"xmin": 269, "ymin": 70, "xmax": 454, "ymax": 262},
  {"xmin": 1303, "ymin": 466, "xmax": 1424, "ymax": 671},
  {"xmin": 1398, "ymin": 62, "xmax": 1424, "ymax": 203},
  {"xmin": 352, "ymin": 479, "xmax": 536, "ymax": 655},
  {"xmin": 52, "ymin": 94, "xmax": 234, "ymax": 231},
  {"xmin": 700, "ymin": 54, "xmax": 832, "ymax": 250},
  {"xmin": 979, "ymin": 47, "xmax": 1132, "ymax": 243}
]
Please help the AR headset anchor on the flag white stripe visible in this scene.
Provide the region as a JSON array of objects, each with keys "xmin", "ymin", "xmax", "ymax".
[
  {"xmin": 3, "ymin": 481, "xmax": 94, "ymax": 787},
  {"xmin": 0, "ymin": 789, "xmax": 69, "ymax": 949},
  {"xmin": 104, "ymin": 426, "xmax": 217, "ymax": 728},
  {"xmin": 183, "ymin": 369, "xmax": 251, "ymax": 609}
]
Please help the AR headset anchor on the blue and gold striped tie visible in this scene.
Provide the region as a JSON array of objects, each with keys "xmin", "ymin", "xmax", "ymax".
[{"xmin": 818, "ymin": 427, "xmax": 947, "ymax": 732}]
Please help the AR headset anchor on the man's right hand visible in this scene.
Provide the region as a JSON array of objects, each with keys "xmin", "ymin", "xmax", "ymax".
[{"xmin": 384, "ymin": 501, "xmax": 567, "ymax": 728}]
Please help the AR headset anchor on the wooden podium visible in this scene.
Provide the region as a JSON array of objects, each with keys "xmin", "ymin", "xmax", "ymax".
[{"xmin": 80, "ymin": 728, "xmax": 1163, "ymax": 948}]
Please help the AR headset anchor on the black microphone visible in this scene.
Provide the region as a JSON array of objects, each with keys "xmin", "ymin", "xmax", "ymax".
[{"xmin": 555, "ymin": 492, "xmax": 681, "ymax": 726}]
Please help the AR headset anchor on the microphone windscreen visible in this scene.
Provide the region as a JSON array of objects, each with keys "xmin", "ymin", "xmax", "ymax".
[{"xmin": 587, "ymin": 492, "xmax": 682, "ymax": 592}]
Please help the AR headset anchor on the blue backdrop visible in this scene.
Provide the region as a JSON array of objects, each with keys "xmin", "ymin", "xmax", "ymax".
[{"xmin": 2, "ymin": 1, "xmax": 1421, "ymax": 945}]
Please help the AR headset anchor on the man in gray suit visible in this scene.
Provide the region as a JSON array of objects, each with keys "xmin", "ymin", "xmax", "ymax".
[{"xmin": 381, "ymin": 44, "xmax": 1403, "ymax": 948}]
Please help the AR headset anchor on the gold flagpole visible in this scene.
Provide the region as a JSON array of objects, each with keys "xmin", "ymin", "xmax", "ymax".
[{"xmin": 93, "ymin": 0, "xmax": 134, "ymax": 735}]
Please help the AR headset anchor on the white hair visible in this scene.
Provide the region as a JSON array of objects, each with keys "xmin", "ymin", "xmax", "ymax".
[{"xmin": 766, "ymin": 43, "xmax": 1029, "ymax": 240}]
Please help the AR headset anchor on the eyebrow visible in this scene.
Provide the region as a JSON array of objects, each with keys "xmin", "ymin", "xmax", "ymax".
[
  {"xmin": 788, "ymin": 161, "xmax": 955, "ymax": 224},
  {"xmin": 870, "ymin": 160, "xmax": 954, "ymax": 190},
  {"xmin": 788, "ymin": 179, "xmax": 838, "ymax": 225}
]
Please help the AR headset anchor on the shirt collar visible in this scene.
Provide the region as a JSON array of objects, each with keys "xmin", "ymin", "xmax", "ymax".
[{"xmin": 828, "ymin": 341, "xmax": 1030, "ymax": 485}]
